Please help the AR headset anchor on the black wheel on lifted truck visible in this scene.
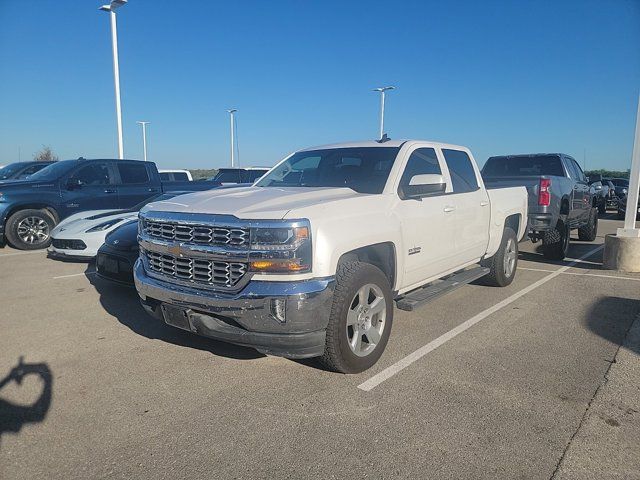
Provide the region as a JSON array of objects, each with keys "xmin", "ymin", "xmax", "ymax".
[
  {"xmin": 5, "ymin": 209, "xmax": 56, "ymax": 250},
  {"xmin": 319, "ymin": 261, "xmax": 393, "ymax": 374},
  {"xmin": 542, "ymin": 219, "xmax": 570, "ymax": 260},
  {"xmin": 577, "ymin": 207, "xmax": 598, "ymax": 242},
  {"xmin": 480, "ymin": 227, "xmax": 518, "ymax": 287}
]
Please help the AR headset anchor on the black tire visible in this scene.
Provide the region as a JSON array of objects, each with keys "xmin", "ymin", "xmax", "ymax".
[
  {"xmin": 617, "ymin": 209, "xmax": 625, "ymax": 220},
  {"xmin": 318, "ymin": 261, "xmax": 393, "ymax": 374},
  {"xmin": 578, "ymin": 207, "xmax": 598, "ymax": 242},
  {"xmin": 5, "ymin": 209, "xmax": 56, "ymax": 250},
  {"xmin": 542, "ymin": 219, "xmax": 570, "ymax": 260},
  {"xmin": 480, "ymin": 227, "xmax": 518, "ymax": 287},
  {"xmin": 598, "ymin": 199, "xmax": 606, "ymax": 214}
]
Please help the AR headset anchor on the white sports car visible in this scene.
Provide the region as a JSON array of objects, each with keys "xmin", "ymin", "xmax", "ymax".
[{"xmin": 48, "ymin": 192, "xmax": 187, "ymax": 259}]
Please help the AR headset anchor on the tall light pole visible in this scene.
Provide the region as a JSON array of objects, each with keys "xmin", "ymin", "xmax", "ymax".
[
  {"xmin": 373, "ymin": 86, "xmax": 395, "ymax": 140},
  {"xmin": 227, "ymin": 109, "xmax": 237, "ymax": 167},
  {"xmin": 99, "ymin": 0, "xmax": 127, "ymax": 159},
  {"xmin": 137, "ymin": 121, "xmax": 150, "ymax": 162}
]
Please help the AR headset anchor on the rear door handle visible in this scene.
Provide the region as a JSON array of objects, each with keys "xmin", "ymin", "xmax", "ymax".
[
  {"xmin": 104, "ymin": 189, "xmax": 117, "ymax": 194},
  {"xmin": 148, "ymin": 188, "xmax": 159, "ymax": 192},
  {"xmin": 444, "ymin": 206, "xmax": 455, "ymax": 213}
]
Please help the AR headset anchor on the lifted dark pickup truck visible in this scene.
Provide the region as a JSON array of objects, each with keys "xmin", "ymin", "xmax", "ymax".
[
  {"xmin": 482, "ymin": 153, "xmax": 598, "ymax": 260},
  {"xmin": 0, "ymin": 158, "xmax": 221, "ymax": 250}
]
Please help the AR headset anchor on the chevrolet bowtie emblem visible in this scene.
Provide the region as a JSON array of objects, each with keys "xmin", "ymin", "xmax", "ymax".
[{"xmin": 168, "ymin": 244, "xmax": 183, "ymax": 257}]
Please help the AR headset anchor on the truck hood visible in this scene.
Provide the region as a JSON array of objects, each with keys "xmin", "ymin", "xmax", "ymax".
[{"xmin": 142, "ymin": 186, "xmax": 367, "ymax": 219}]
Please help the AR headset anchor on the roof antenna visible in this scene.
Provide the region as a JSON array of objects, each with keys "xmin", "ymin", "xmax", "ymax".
[{"xmin": 377, "ymin": 133, "xmax": 390, "ymax": 143}]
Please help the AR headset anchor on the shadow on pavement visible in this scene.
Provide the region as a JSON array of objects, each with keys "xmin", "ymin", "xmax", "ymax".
[
  {"xmin": 584, "ymin": 297, "xmax": 640, "ymax": 356},
  {"xmin": 85, "ymin": 267, "xmax": 264, "ymax": 361},
  {"xmin": 0, "ymin": 358, "xmax": 53, "ymax": 447},
  {"xmin": 519, "ymin": 242, "xmax": 604, "ymax": 270}
]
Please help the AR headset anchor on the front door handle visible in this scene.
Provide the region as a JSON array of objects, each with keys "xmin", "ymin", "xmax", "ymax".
[
  {"xmin": 104, "ymin": 189, "xmax": 117, "ymax": 194},
  {"xmin": 480, "ymin": 201, "xmax": 489, "ymax": 207},
  {"xmin": 148, "ymin": 188, "xmax": 159, "ymax": 192},
  {"xmin": 444, "ymin": 206, "xmax": 455, "ymax": 213}
]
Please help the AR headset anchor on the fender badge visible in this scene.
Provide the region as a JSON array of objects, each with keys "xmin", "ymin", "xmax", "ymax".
[{"xmin": 408, "ymin": 246, "xmax": 421, "ymax": 255}]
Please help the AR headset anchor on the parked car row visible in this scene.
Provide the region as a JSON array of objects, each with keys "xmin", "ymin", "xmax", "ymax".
[
  {"xmin": 0, "ymin": 159, "xmax": 226, "ymax": 250},
  {"xmin": 2, "ymin": 143, "xmax": 616, "ymax": 375}
]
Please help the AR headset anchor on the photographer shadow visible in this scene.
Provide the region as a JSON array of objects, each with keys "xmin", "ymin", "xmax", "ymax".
[{"xmin": 0, "ymin": 358, "xmax": 53, "ymax": 446}]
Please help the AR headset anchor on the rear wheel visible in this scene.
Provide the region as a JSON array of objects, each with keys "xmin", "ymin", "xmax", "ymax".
[
  {"xmin": 480, "ymin": 227, "xmax": 518, "ymax": 287},
  {"xmin": 318, "ymin": 261, "xmax": 393, "ymax": 373},
  {"xmin": 578, "ymin": 207, "xmax": 598, "ymax": 241},
  {"xmin": 542, "ymin": 219, "xmax": 570, "ymax": 260},
  {"xmin": 5, "ymin": 209, "xmax": 56, "ymax": 250}
]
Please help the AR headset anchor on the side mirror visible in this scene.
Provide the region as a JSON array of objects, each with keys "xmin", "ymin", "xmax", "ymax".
[
  {"xmin": 400, "ymin": 174, "xmax": 446, "ymax": 200},
  {"xmin": 66, "ymin": 178, "xmax": 82, "ymax": 190}
]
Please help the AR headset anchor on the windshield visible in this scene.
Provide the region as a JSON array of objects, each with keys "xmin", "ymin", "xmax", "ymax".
[
  {"xmin": 255, "ymin": 147, "xmax": 400, "ymax": 194},
  {"xmin": 0, "ymin": 163, "xmax": 27, "ymax": 180},
  {"xmin": 26, "ymin": 160, "xmax": 77, "ymax": 181},
  {"xmin": 483, "ymin": 155, "xmax": 565, "ymax": 177}
]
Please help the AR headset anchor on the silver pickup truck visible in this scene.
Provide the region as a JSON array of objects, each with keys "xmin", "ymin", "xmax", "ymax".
[{"xmin": 482, "ymin": 153, "xmax": 598, "ymax": 260}]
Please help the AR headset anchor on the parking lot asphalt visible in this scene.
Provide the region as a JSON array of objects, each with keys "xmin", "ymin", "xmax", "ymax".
[{"xmin": 1, "ymin": 213, "xmax": 639, "ymax": 480}]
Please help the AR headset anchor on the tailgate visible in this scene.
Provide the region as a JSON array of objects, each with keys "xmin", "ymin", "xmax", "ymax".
[{"xmin": 482, "ymin": 175, "xmax": 544, "ymax": 211}]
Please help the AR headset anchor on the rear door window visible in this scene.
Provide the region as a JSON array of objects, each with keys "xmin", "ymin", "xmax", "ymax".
[
  {"xmin": 442, "ymin": 149, "xmax": 479, "ymax": 193},
  {"xmin": 118, "ymin": 163, "xmax": 150, "ymax": 184}
]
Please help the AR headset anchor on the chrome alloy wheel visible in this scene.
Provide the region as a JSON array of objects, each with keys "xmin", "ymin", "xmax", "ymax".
[
  {"xmin": 346, "ymin": 283, "xmax": 387, "ymax": 357},
  {"xmin": 503, "ymin": 237, "xmax": 517, "ymax": 278},
  {"xmin": 17, "ymin": 216, "xmax": 50, "ymax": 245}
]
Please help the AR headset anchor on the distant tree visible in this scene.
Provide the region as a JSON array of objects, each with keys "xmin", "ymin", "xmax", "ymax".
[
  {"xmin": 585, "ymin": 169, "xmax": 629, "ymax": 179},
  {"xmin": 33, "ymin": 146, "xmax": 58, "ymax": 162}
]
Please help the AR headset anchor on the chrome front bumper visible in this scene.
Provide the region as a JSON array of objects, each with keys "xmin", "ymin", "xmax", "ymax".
[{"xmin": 134, "ymin": 259, "xmax": 335, "ymax": 358}]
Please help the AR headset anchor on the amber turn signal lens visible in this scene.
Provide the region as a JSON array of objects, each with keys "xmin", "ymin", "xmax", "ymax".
[
  {"xmin": 294, "ymin": 226, "xmax": 309, "ymax": 240},
  {"xmin": 250, "ymin": 260, "xmax": 309, "ymax": 272}
]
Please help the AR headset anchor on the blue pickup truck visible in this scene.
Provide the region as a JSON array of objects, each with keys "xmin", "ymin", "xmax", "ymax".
[{"xmin": 0, "ymin": 158, "xmax": 221, "ymax": 250}]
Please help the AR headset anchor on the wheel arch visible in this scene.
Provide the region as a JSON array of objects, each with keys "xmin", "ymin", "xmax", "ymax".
[
  {"xmin": 337, "ymin": 242, "xmax": 397, "ymax": 290},
  {"xmin": 4, "ymin": 203, "xmax": 60, "ymax": 225}
]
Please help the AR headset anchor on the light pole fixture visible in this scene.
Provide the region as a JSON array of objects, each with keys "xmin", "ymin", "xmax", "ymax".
[
  {"xmin": 373, "ymin": 86, "xmax": 395, "ymax": 140},
  {"xmin": 136, "ymin": 121, "xmax": 150, "ymax": 162},
  {"xmin": 99, "ymin": 0, "xmax": 127, "ymax": 159},
  {"xmin": 227, "ymin": 109, "xmax": 237, "ymax": 167}
]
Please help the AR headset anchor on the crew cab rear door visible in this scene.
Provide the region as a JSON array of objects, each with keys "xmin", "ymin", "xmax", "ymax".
[
  {"xmin": 441, "ymin": 148, "xmax": 491, "ymax": 264},
  {"xmin": 115, "ymin": 161, "xmax": 160, "ymax": 208},
  {"xmin": 394, "ymin": 146, "xmax": 459, "ymax": 288}
]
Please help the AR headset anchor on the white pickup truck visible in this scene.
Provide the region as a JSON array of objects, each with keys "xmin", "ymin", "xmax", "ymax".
[{"xmin": 134, "ymin": 140, "xmax": 528, "ymax": 372}]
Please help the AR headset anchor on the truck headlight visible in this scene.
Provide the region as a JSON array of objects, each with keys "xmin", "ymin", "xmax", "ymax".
[
  {"xmin": 250, "ymin": 226, "xmax": 308, "ymax": 250},
  {"xmin": 249, "ymin": 223, "xmax": 311, "ymax": 273}
]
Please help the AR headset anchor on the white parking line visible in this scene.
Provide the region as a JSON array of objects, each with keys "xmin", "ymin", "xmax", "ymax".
[
  {"xmin": 519, "ymin": 267, "xmax": 640, "ymax": 282},
  {"xmin": 53, "ymin": 271, "xmax": 96, "ymax": 279},
  {"xmin": 357, "ymin": 245, "xmax": 605, "ymax": 392}
]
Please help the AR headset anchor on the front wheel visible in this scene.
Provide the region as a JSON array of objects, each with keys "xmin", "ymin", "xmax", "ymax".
[
  {"xmin": 318, "ymin": 261, "xmax": 393, "ymax": 373},
  {"xmin": 5, "ymin": 209, "xmax": 56, "ymax": 250},
  {"xmin": 480, "ymin": 227, "xmax": 518, "ymax": 287}
]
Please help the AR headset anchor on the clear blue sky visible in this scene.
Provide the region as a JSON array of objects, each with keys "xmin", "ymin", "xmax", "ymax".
[{"xmin": 0, "ymin": 0, "xmax": 639, "ymax": 171}]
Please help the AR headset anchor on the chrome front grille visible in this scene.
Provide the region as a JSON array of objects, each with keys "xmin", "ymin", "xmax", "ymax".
[
  {"xmin": 143, "ymin": 220, "xmax": 249, "ymax": 246},
  {"xmin": 144, "ymin": 250, "xmax": 247, "ymax": 288}
]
